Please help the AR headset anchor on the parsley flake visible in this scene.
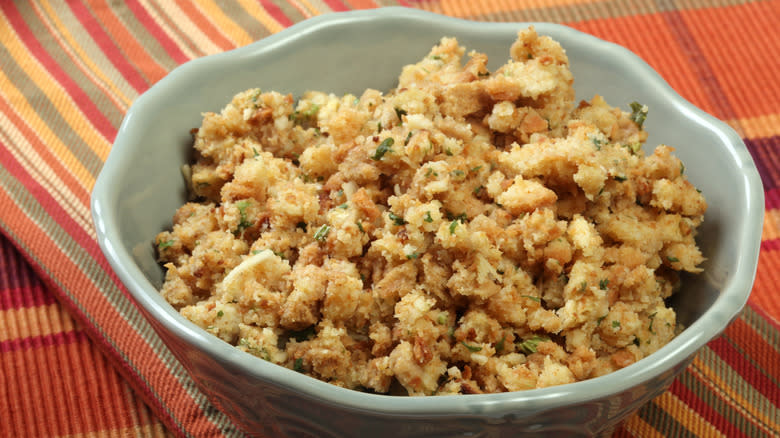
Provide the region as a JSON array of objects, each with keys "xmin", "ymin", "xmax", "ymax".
[
  {"xmin": 629, "ymin": 101, "xmax": 648, "ymax": 128},
  {"xmin": 313, "ymin": 224, "xmax": 331, "ymax": 241},
  {"xmin": 371, "ymin": 137, "xmax": 394, "ymax": 160}
]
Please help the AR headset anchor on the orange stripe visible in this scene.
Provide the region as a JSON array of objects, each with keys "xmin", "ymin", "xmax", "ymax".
[
  {"xmin": 679, "ymin": 3, "xmax": 780, "ymax": 119},
  {"xmin": 750, "ymin": 249, "xmax": 780, "ymax": 324},
  {"xmin": 0, "ymin": 73, "xmax": 96, "ymax": 190},
  {"xmin": 33, "ymin": 0, "xmax": 135, "ymax": 109},
  {"xmin": 175, "ymin": 0, "xmax": 235, "ymax": 52},
  {"xmin": 0, "ymin": 9, "xmax": 111, "ymax": 163},
  {"xmin": 654, "ymin": 390, "xmax": 725, "ymax": 437},
  {"xmin": 0, "ymin": 304, "xmax": 76, "ymax": 342},
  {"xmin": 0, "ymin": 97, "xmax": 92, "ymax": 213},
  {"xmin": 0, "ymin": 191, "xmax": 226, "ymax": 438},
  {"xmin": 344, "ymin": 0, "xmax": 378, "ymax": 9},
  {"xmin": 622, "ymin": 413, "xmax": 666, "ymax": 438},
  {"xmin": 692, "ymin": 354, "xmax": 780, "ymax": 434},
  {"xmin": 733, "ymin": 113, "xmax": 780, "ymax": 139},
  {"xmin": 725, "ymin": 317, "xmax": 780, "ymax": 382},
  {"xmin": 763, "ymin": 210, "xmax": 779, "ymax": 241},
  {"xmin": 236, "ymin": 0, "xmax": 285, "ymax": 34},
  {"xmin": 86, "ymin": 0, "xmax": 169, "ymax": 85},
  {"xmin": 434, "ymin": 0, "xmax": 599, "ymax": 18},
  {"xmin": 194, "ymin": 0, "xmax": 254, "ymax": 47}
]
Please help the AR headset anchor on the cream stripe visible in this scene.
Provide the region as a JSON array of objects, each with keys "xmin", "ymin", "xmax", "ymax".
[
  {"xmin": 0, "ymin": 8, "xmax": 111, "ymax": 164},
  {"xmin": 236, "ymin": 0, "xmax": 285, "ymax": 34},
  {"xmin": 0, "ymin": 110, "xmax": 93, "ymax": 235},
  {"xmin": 654, "ymin": 390, "xmax": 725, "ymax": 437},
  {"xmin": 19, "ymin": 1, "xmax": 131, "ymax": 113},
  {"xmin": 691, "ymin": 352, "xmax": 780, "ymax": 434},
  {"xmin": 0, "ymin": 71, "xmax": 95, "ymax": 189},
  {"xmin": 36, "ymin": 0, "xmax": 137, "ymax": 106},
  {"xmin": 298, "ymin": 0, "xmax": 323, "ymax": 16},
  {"xmin": 136, "ymin": 0, "xmax": 199, "ymax": 59},
  {"xmin": 0, "ymin": 304, "xmax": 77, "ymax": 342},
  {"xmin": 154, "ymin": 0, "xmax": 222, "ymax": 56},
  {"xmin": 194, "ymin": 0, "xmax": 254, "ymax": 47}
]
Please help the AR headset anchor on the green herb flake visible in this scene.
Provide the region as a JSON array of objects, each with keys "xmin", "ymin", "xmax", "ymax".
[
  {"xmin": 629, "ymin": 101, "xmax": 648, "ymax": 128},
  {"xmin": 461, "ymin": 341, "xmax": 482, "ymax": 352},
  {"xmin": 449, "ymin": 220, "xmax": 459, "ymax": 235},
  {"xmin": 445, "ymin": 147, "xmax": 453, "ymax": 156},
  {"xmin": 614, "ymin": 175, "xmax": 628, "ymax": 182},
  {"xmin": 424, "ymin": 211, "xmax": 433, "ymax": 223},
  {"xmin": 371, "ymin": 137, "xmax": 394, "ymax": 160},
  {"xmin": 599, "ymin": 279, "xmax": 610, "ymax": 290},
  {"xmin": 592, "ymin": 137, "xmax": 603, "ymax": 150},
  {"xmin": 473, "ymin": 185, "xmax": 484, "ymax": 196},
  {"xmin": 680, "ymin": 162, "xmax": 685, "ymax": 176},
  {"xmin": 667, "ymin": 256, "xmax": 680, "ymax": 263},
  {"xmin": 579, "ymin": 281, "xmax": 588, "ymax": 292},
  {"xmin": 429, "ymin": 55, "xmax": 442, "ymax": 60},
  {"xmin": 388, "ymin": 211, "xmax": 407, "ymax": 226},
  {"xmin": 521, "ymin": 295, "xmax": 541, "ymax": 302},
  {"xmin": 293, "ymin": 357, "xmax": 304, "ymax": 372},
  {"xmin": 394, "ymin": 107, "xmax": 407, "ymax": 123},
  {"xmin": 158, "ymin": 239, "xmax": 175, "ymax": 249},
  {"xmin": 337, "ymin": 203, "xmax": 348, "ymax": 209},
  {"xmin": 495, "ymin": 335, "xmax": 506, "ymax": 353},
  {"xmin": 217, "ymin": 310, "xmax": 224, "ymax": 318},
  {"xmin": 356, "ymin": 221, "xmax": 365, "ymax": 233},
  {"xmin": 518, "ymin": 335, "xmax": 549, "ymax": 354},
  {"xmin": 451, "ymin": 169, "xmax": 465, "ymax": 178},
  {"xmin": 406, "ymin": 252, "xmax": 419, "ymax": 260},
  {"xmin": 648, "ymin": 312, "xmax": 658, "ymax": 334},
  {"xmin": 470, "ymin": 166, "xmax": 482, "ymax": 173},
  {"xmin": 612, "ymin": 320, "xmax": 621, "ymax": 328},
  {"xmin": 405, "ymin": 131, "xmax": 413, "ymax": 145},
  {"xmin": 597, "ymin": 314, "xmax": 608, "ymax": 325},
  {"xmin": 313, "ymin": 224, "xmax": 331, "ymax": 241},
  {"xmin": 235, "ymin": 200, "xmax": 253, "ymax": 234}
]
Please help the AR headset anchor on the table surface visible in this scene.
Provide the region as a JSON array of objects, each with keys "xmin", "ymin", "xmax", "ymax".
[{"xmin": 1, "ymin": 1, "xmax": 778, "ymax": 437}]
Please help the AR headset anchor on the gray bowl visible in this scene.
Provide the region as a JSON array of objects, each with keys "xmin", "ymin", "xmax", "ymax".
[{"xmin": 91, "ymin": 7, "xmax": 763, "ymax": 437}]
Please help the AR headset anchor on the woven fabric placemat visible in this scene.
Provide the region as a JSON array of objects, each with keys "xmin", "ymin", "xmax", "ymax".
[{"xmin": 1, "ymin": 1, "xmax": 778, "ymax": 437}]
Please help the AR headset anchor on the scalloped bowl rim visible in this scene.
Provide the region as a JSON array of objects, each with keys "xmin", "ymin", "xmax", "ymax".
[{"xmin": 92, "ymin": 7, "xmax": 763, "ymax": 417}]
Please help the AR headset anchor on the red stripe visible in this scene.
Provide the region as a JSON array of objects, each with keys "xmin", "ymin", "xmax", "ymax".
[
  {"xmin": 124, "ymin": 0, "xmax": 189, "ymax": 64},
  {"xmin": 0, "ymin": 286, "xmax": 58, "ymax": 310},
  {"xmin": 0, "ymin": 189, "xmax": 225, "ymax": 438},
  {"xmin": 765, "ymin": 187, "xmax": 780, "ymax": 210},
  {"xmin": 0, "ymin": 146, "xmax": 116, "ymax": 277},
  {"xmin": 0, "ymin": 330, "xmax": 89, "ymax": 354},
  {"xmin": 668, "ymin": 378, "xmax": 750, "ymax": 438},
  {"xmin": 322, "ymin": 0, "xmax": 350, "ymax": 12},
  {"xmin": 707, "ymin": 336, "xmax": 780, "ymax": 406},
  {"xmin": 0, "ymin": 1, "xmax": 117, "ymax": 142},
  {"xmin": 761, "ymin": 238, "xmax": 780, "ymax": 252},
  {"xmin": 259, "ymin": 0, "xmax": 293, "ymax": 27},
  {"xmin": 67, "ymin": 0, "xmax": 149, "ymax": 93}
]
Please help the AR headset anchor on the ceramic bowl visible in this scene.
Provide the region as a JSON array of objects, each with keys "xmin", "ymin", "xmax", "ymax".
[{"xmin": 91, "ymin": 7, "xmax": 763, "ymax": 437}]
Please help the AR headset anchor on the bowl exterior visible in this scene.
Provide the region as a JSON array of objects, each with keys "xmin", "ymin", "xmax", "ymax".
[{"xmin": 91, "ymin": 7, "xmax": 763, "ymax": 437}]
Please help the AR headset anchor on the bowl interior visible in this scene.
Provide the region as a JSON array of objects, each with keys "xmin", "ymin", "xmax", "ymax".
[{"xmin": 92, "ymin": 7, "xmax": 762, "ymax": 415}]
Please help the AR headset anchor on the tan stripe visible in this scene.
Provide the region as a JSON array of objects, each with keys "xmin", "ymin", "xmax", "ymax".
[
  {"xmin": 0, "ymin": 112, "xmax": 93, "ymax": 235},
  {"xmin": 0, "ymin": 304, "xmax": 77, "ymax": 342},
  {"xmin": 764, "ymin": 210, "xmax": 779, "ymax": 241},
  {"xmin": 136, "ymin": 0, "xmax": 199, "ymax": 59},
  {"xmin": 622, "ymin": 413, "xmax": 666, "ymax": 438},
  {"xmin": 654, "ymin": 390, "xmax": 725, "ymax": 437},
  {"xmin": 290, "ymin": 0, "xmax": 318, "ymax": 18},
  {"xmin": 36, "ymin": 0, "xmax": 137, "ymax": 105},
  {"xmin": 691, "ymin": 351, "xmax": 780, "ymax": 434},
  {"xmin": 0, "ymin": 75, "xmax": 96, "ymax": 189},
  {"xmin": 236, "ymin": 0, "xmax": 285, "ymax": 34},
  {"xmin": 194, "ymin": 0, "xmax": 254, "ymax": 47},
  {"xmin": 153, "ymin": 0, "xmax": 222, "ymax": 56}
]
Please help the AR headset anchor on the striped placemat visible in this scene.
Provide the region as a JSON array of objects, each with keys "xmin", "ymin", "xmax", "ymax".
[{"xmin": 0, "ymin": 1, "xmax": 778, "ymax": 437}]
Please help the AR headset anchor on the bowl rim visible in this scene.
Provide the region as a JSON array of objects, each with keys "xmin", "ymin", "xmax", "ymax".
[{"xmin": 91, "ymin": 6, "xmax": 764, "ymax": 417}]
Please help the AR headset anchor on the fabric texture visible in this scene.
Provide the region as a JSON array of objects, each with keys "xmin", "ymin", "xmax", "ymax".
[{"xmin": 0, "ymin": 1, "xmax": 778, "ymax": 437}]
